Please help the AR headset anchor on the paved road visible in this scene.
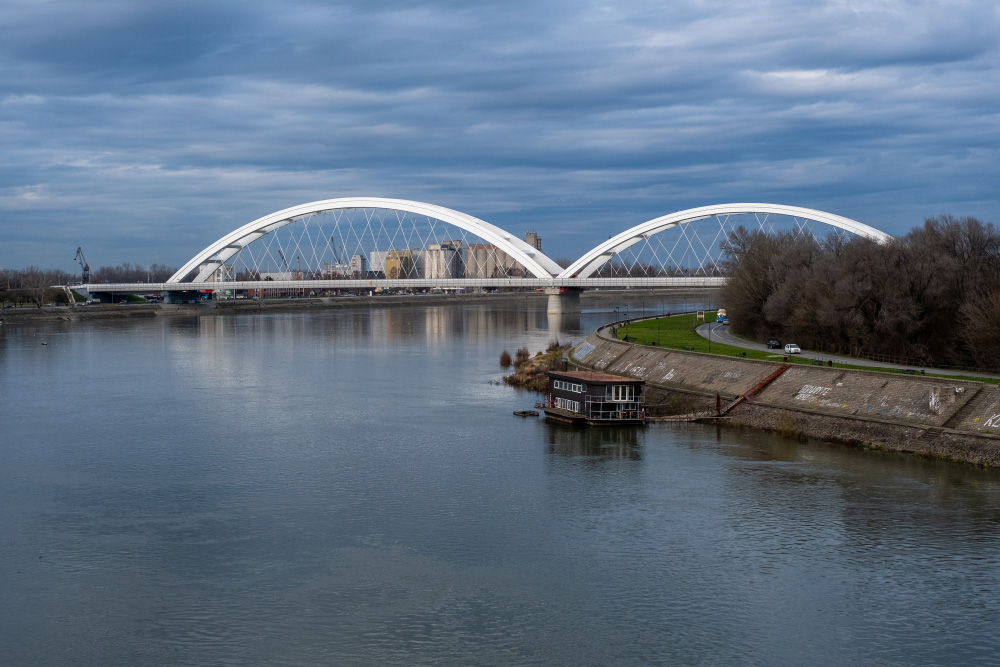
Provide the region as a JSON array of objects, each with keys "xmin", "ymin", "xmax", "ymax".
[{"xmin": 695, "ymin": 322, "xmax": 999, "ymax": 380}]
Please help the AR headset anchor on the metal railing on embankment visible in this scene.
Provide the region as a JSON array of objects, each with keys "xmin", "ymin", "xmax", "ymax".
[{"xmin": 846, "ymin": 349, "xmax": 1000, "ymax": 376}]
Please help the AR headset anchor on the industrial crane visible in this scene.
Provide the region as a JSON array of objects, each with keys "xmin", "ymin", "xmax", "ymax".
[{"xmin": 74, "ymin": 247, "xmax": 91, "ymax": 283}]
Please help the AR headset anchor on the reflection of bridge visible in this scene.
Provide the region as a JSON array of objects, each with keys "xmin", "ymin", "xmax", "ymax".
[{"xmin": 77, "ymin": 198, "xmax": 892, "ymax": 310}]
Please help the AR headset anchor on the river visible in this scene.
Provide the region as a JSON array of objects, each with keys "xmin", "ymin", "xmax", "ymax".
[{"xmin": 1, "ymin": 296, "xmax": 999, "ymax": 666}]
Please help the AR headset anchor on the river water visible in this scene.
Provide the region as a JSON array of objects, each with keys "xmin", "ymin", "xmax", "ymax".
[{"xmin": 2, "ymin": 297, "xmax": 999, "ymax": 666}]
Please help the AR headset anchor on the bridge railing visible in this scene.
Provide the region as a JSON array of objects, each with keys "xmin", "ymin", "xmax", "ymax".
[{"xmin": 70, "ymin": 277, "xmax": 727, "ymax": 292}]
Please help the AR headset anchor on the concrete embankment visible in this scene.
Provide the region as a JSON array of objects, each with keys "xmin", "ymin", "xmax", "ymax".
[{"xmin": 571, "ymin": 326, "xmax": 1000, "ymax": 466}]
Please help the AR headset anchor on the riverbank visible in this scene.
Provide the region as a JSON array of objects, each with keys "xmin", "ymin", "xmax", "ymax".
[
  {"xmin": 0, "ymin": 288, "xmax": 719, "ymax": 323},
  {"xmin": 570, "ymin": 324, "xmax": 1000, "ymax": 467},
  {"xmin": 0, "ymin": 292, "xmax": 543, "ymax": 322}
]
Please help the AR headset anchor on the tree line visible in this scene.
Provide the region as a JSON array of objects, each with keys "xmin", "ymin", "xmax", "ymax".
[
  {"xmin": 90, "ymin": 263, "xmax": 177, "ymax": 283},
  {"xmin": 719, "ymin": 215, "xmax": 1000, "ymax": 370},
  {"xmin": 1, "ymin": 267, "xmax": 78, "ymax": 307},
  {"xmin": 1, "ymin": 263, "xmax": 177, "ymax": 307}
]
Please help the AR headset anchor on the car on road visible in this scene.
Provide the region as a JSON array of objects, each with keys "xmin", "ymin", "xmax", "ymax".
[
  {"xmin": 767, "ymin": 339, "xmax": 781, "ymax": 349},
  {"xmin": 784, "ymin": 343, "xmax": 801, "ymax": 354}
]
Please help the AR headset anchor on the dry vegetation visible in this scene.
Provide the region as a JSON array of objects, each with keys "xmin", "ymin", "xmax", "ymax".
[
  {"xmin": 1, "ymin": 263, "xmax": 178, "ymax": 308},
  {"xmin": 721, "ymin": 215, "xmax": 1000, "ymax": 369},
  {"xmin": 500, "ymin": 342, "xmax": 573, "ymax": 392}
]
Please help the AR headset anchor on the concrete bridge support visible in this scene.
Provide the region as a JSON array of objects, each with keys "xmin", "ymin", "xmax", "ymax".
[
  {"xmin": 545, "ymin": 288, "xmax": 582, "ymax": 315},
  {"xmin": 166, "ymin": 290, "xmax": 202, "ymax": 304}
]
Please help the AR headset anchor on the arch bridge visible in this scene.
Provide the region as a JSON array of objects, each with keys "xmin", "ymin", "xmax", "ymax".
[{"xmin": 80, "ymin": 198, "xmax": 892, "ymax": 307}]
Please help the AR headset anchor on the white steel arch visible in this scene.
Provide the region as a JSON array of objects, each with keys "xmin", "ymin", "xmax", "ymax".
[
  {"xmin": 558, "ymin": 203, "xmax": 893, "ymax": 279},
  {"xmin": 168, "ymin": 197, "xmax": 564, "ymax": 283}
]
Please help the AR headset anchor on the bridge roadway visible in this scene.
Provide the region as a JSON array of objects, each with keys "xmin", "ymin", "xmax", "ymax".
[{"xmin": 72, "ymin": 277, "xmax": 726, "ymax": 294}]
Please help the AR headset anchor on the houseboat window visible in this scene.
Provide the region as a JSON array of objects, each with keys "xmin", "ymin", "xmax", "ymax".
[
  {"xmin": 607, "ymin": 384, "xmax": 635, "ymax": 402},
  {"xmin": 553, "ymin": 380, "xmax": 585, "ymax": 393},
  {"xmin": 555, "ymin": 397, "xmax": 581, "ymax": 412}
]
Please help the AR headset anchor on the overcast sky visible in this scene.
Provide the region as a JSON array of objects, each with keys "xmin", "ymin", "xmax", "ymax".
[{"xmin": 2, "ymin": 0, "xmax": 998, "ymax": 270}]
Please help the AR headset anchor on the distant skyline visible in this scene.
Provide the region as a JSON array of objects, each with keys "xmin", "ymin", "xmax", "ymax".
[{"xmin": 2, "ymin": 0, "xmax": 998, "ymax": 271}]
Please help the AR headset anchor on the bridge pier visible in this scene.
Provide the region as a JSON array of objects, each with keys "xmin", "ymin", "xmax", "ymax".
[
  {"xmin": 165, "ymin": 290, "xmax": 202, "ymax": 304},
  {"xmin": 545, "ymin": 288, "xmax": 581, "ymax": 315},
  {"xmin": 88, "ymin": 291, "xmax": 114, "ymax": 304}
]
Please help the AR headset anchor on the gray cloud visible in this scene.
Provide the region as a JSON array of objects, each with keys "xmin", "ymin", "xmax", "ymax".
[{"xmin": 1, "ymin": 0, "xmax": 997, "ymax": 269}]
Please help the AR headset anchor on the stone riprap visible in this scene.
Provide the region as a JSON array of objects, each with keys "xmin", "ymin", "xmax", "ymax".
[{"xmin": 571, "ymin": 328, "xmax": 1000, "ymax": 466}]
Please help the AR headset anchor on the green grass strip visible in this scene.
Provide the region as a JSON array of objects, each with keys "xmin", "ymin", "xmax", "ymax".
[{"xmin": 615, "ymin": 312, "xmax": 1000, "ymax": 384}]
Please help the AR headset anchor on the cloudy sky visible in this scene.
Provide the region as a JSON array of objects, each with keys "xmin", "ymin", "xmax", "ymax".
[{"xmin": 1, "ymin": 0, "xmax": 998, "ymax": 270}]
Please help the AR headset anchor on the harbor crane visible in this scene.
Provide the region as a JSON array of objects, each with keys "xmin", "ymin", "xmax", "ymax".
[{"xmin": 74, "ymin": 247, "xmax": 91, "ymax": 283}]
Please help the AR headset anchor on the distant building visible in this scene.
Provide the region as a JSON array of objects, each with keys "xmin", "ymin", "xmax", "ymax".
[
  {"xmin": 371, "ymin": 249, "xmax": 423, "ymax": 278},
  {"xmin": 321, "ymin": 262, "xmax": 353, "ymax": 278},
  {"xmin": 369, "ymin": 250, "xmax": 390, "ymax": 276},
  {"xmin": 466, "ymin": 235, "xmax": 544, "ymax": 278},
  {"xmin": 411, "ymin": 250, "xmax": 426, "ymax": 278},
  {"xmin": 350, "ymin": 254, "xmax": 367, "ymax": 277},
  {"xmin": 426, "ymin": 240, "xmax": 465, "ymax": 279},
  {"xmin": 202, "ymin": 264, "xmax": 235, "ymax": 282},
  {"xmin": 384, "ymin": 249, "xmax": 416, "ymax": 279},
  {"xmin": 467, "ymin": 244, "xmax": 513, "ymax": 278}
]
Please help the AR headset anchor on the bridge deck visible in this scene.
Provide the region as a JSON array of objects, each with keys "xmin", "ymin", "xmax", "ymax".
[{"xmin": 68, "ymin": 277, "xmax": 725, "ymax": 293}]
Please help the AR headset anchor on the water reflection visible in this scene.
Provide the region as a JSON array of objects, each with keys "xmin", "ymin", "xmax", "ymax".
[
  {"xmin": 545, "ymin": 310, "xmax": 581, "ymax": 342},
  {"xmin": 5, "ymin": 295, "xmax": 1000, "ymax": 666},
  {"xmin": 545, "ymin": 422, "xmax": 642, "ymax": 460}
]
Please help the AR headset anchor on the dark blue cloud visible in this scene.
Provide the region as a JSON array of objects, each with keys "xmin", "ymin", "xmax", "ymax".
[{"xmin": 1, "ymin": 0, "xmax": 998, "ymax": 269}]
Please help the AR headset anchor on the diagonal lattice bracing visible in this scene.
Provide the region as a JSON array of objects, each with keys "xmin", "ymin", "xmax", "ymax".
[
  {"xmin": 562, "ymin": 206, "xmax": 892, "ymax": 280},
  {"xmin": 209, "ymin": 206, "xmax": 545, "ymax": 283},
  {"xmin": 168, "ymin": 199, "xmax": 891, "ymax": 285},
  {"xmin": 169, "ymin": 198, "xmax": 565, "ymax": 283}
]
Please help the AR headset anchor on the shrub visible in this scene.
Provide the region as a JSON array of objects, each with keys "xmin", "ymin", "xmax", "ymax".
[
  {"xmin": 776, "ymin": 413, "xmax": 798, "ymax": 439},
  {"xmin": 499, "ymin": 350, "xmax": 512, "ymax": 368}
]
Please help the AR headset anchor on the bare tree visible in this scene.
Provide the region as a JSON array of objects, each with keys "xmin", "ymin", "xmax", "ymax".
[
  {"xmin": 719, "ymin": 217, "xmax": 999, "ymax": 367},
  {"xmin": 18, "ymin": 266, "xmax": 56, "ymax": 307}
]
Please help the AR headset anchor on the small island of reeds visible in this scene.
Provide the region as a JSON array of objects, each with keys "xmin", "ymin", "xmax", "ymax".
[{"xmin": 500, "ymin": 341, "xmax": 573, "ymax": 393}]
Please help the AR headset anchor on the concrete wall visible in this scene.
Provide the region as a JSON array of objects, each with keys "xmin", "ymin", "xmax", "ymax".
[
  {"xmin": 571, "ymin": 328, "xmax": 1000, "ymax": 466},
  {"xmin": 758, "ymin": 366, "xmax": 976, "ymax": 428}
]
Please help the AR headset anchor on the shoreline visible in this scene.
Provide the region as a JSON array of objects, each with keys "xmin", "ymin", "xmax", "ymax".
[
  {"xmin": 569, "ymin": 324, "xmax": 1000, "ymax": 467},
  {"xmin": 0, "ymin": 288, "xmax": 719, "ymax": 323}
]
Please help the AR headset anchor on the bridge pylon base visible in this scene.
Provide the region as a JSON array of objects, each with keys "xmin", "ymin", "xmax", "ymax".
[{"xmin": 545, "ymin": 288, "xmax": 582, "ymax": 314}]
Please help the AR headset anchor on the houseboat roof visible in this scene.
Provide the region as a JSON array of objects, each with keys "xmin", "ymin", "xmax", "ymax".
[{"xmin": 546, "ymin": 370, "xmax": 644, "ymax": 385}]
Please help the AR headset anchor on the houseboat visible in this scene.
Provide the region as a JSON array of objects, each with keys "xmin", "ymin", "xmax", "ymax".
[{"xmin": 538, "ymin": 370, "xmax": 646, "ymax": 426}]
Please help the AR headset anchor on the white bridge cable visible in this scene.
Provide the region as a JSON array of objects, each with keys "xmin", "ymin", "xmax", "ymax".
[
  {"xmin": 582, "ymin": 212, "xmax": 870, "ymax": 279},
  {"xmin": 170, "ymin": 200, "xmax": 891, "ymax": 283},
  {"xmin": 209, "ymin": 206, "xmax": 540, "ymax": 282},
  {"xmin": 181, "ymin": 203, "xmax": 889, "ymax": 285}
]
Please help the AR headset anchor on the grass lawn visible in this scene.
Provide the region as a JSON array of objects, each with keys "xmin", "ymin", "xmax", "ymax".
[{"xmin": 614, "ymin": 312, "xmax": 1000, "ymax": 384}]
